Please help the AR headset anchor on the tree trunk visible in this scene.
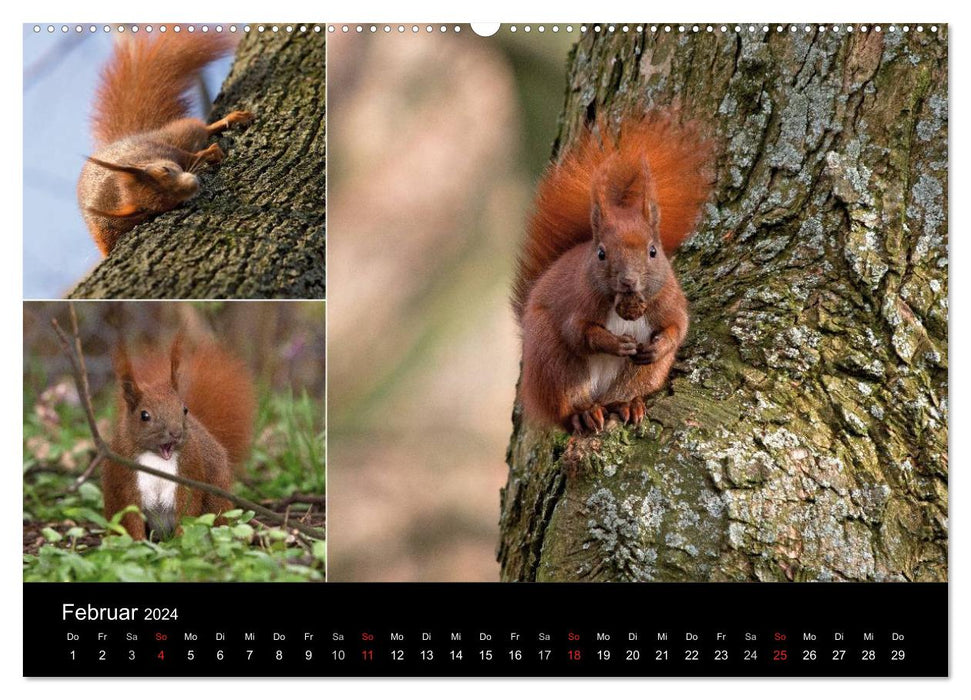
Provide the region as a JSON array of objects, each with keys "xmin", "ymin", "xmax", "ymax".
[
  {"xmin": 500, "ymin": 25, "xmax": 947, "ymax": 583},
  {"xmin": 69, "ymin": 30, "xmax": 326, "ymax": 300}
]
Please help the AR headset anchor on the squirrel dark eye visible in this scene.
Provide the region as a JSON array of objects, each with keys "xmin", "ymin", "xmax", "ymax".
[
  {"xmin": 183, "ymin": 406, "xmax": 188, "ymax": 415},
  {"xmin": 649, "ymin": 245, "xmax": 657, "ymax": 258},
  {"xmin": 140, "ymin": 410, "xmax": 151, "ymax": 422},
  {"xmin": 597, "ymin": 246, "xmax": 606, "ymax": 261}
]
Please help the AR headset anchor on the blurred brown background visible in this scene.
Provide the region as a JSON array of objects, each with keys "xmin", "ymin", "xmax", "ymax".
[{"xmin": 327, "ymin": 28, "xmax": 574, "ymax": 581}]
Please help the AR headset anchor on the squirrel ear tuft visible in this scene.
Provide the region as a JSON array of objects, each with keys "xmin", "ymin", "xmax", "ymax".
[
  {"xmin": 112, "ymin": 345, "xmax": 142, "ymax": 412},
  {"xmin": 647, "ymin": 201, "xmax": 660, "ymax": 231},
  {"xmin": 169, "ymin": 332, "xmax": 185, "ymax": 391},
  {"xmin": 87, "ymin": 203, "xmax": 145, "ymax": 220},
  {"xmin": 590, "ymin": 156, "xmax": 617, "ymax": 233},
  {"xmin": 591, "ymin": 202, "xmax": 603, "ymax": 235},
  {"xmin": 86, "ymin": 156, "xmax": 146, "ymax": 176}
]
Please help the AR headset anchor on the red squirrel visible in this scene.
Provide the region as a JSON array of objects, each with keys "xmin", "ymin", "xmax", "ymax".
[
  {"xmin": 78, "ymin": 31, "xmax": 254, "ymax": 256},
  {"xmin": 102, "ymin": 335, "xmax": 257, "ymax": 540},
  {"xmin": 514, "ymin": 110, "xmax": 714, "ymax": 434}
]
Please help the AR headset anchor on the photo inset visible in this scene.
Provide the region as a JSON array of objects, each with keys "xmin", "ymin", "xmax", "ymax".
[
  {"xmin": 23, "ymin": 24, "xmax": 326, "ymax": 300},
  {"xmin": 23, "ymin": 301, "xmax": 325, "ymax": 582}
]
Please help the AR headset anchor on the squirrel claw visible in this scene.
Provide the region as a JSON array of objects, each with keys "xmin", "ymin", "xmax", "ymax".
[
  {"xmin": 606, "ymin": 397, "xmax": 646, "ymax": 426},
  {"xmin": 605, "ymin": 401, "xmax": 631, "ymax": 423},
  {"xmin": 569, "ymin": 405, "xmax": 606, "ymax": 435}
]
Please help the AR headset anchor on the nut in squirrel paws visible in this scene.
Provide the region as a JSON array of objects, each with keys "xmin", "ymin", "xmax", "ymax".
[
  {"xmin": 605, "ymin": 396, "xmax": 646, "ymax": 426},
  {"xmin": 568, "ymin": 404, "xmax": 606, "ymax": 435},
  {"xmin": 615, "ymin": 292, "xmax": 649, "ymax": 321}
]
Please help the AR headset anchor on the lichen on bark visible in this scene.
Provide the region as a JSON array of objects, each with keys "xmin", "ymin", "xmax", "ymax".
[
  {"xmin": 70, "ymin": 30, "xmax": 326, "ymax": 300},
  {"xmin": 500, "ymin": 26, "xmax": 947, "ymax": 583}
]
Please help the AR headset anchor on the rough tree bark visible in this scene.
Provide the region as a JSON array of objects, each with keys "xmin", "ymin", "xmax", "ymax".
[
  {"xmin": 70, "ymin": 30, "xmax": 326, "ymax": 300},
  {"xmin": 500, "ymin": 26, "xmax": 947, "ymax": 583}
]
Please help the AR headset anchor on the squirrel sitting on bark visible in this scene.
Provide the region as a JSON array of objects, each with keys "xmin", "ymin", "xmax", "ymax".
[
  {"xmin": 78, "ymin": 31, "xmax": 254, "ymax": 256},
  {"xmin": 102, "ymin": 335, "xmax": 256, "ymax": 540},
  {"xmin": 514, "ymin": 110, "xmax": 714, "ymax": 434}
]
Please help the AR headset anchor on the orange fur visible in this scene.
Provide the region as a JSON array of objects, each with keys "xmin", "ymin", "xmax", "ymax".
[
  {"xmin": 513, "ymin": 110, "xmax": 715, "ymax": 318},
  {"xmin": 92, "ymin": 30, "xmax": 235, "ymax": 148},
  {"xmin": 178, "ymin": 343, "xmax": 257, "ymax": 472}
]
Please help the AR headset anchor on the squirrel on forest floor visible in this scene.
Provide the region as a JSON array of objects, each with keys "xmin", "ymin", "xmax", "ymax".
[
  {"xmin": 78, "ymin": 31, "xmax": 254, "ymax": 256},
  {"xmin": 102, "ymin": 335, "xmax": 257, "ymax": 540},
  {"xmin": 514, "ymin": 110, "xmax": 714, "ymax": 435}
]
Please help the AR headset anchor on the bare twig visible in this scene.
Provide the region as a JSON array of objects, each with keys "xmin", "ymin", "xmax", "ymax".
[
  {"xmin": 52, "ymin": 318, "xmax": 107, "ymax": 453},
  {"xmin": 50, "ymin": 309, "xmax": 325, "ymax": 541},
  {"xmin": 264, "ymin": 493, "xmax": 327, "ymax": 510},
  {"xmin": 67, "ymin": 453, "xmax": 102, "ymax": 494}
]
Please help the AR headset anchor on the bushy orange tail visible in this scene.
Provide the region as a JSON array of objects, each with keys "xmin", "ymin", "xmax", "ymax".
[
  {"xmin": 92, "ymin": 30, "xmax": 235, "ymax": 148},
  {"xmin": 181, "ymin": 343, "xmax": 257, "ymax": 472},
  {"xmin": 513, "ymin": 110, "xmax": 715, "ymax": 318}
]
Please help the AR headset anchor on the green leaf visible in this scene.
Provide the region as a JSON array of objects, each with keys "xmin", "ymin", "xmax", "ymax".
[
  {"xmin": 115, "ymin": 563, "xmax": 154, "ymax": 582},
  {"xmin": 41, "ymin": 527, "xmax": 63, "ymax": 543},
  {"xmin": 63, "ymin": 506, "xmax": 109, "ymax": 529},
  {"xmin": 110, "ymin": 505, "xmax": 144, "ymax": 524},
  {"xmin": 77, "ymin": 481, "xmax": 103, "ymax": 505},
  {"xmin": 232, "ymin": 523, "xmax": 254, "ymax": 540}
]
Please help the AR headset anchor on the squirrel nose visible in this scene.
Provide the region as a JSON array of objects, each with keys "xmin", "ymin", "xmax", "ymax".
[
  {"xmin": 620, "ymin": 275, "xmax": 639, "ymax": 292},
  {"xmin": 169, "ymin": 430, "xmax": 183, "ymax": 441}
]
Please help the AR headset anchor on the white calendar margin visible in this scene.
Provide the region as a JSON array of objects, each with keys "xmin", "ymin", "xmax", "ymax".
[{"xmin": 3, "ymin": 0, "xmax": 966, "ymax": 697}]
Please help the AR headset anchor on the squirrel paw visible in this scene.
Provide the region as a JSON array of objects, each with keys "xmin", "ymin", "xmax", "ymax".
[
  {"xmin": 615, "ymin": 334, "xmax": 639, "ymax": 357},
  {"xmin": 568, "ymin": 404, "xmax": 606, "ymax": 435},
  {"xmin": 225, "ymin": 110, "xmax": 255, "ymax": 127},
  {"xmin": 632, "ymin": 340, "xmax": 664, "ymax": 365},
  {"xmin": 201, "ymin": 143, "xmax": 226, "ymax": 164},
  {"xmin": 206, "ymin": 111, "xmax": 256, "ymax": 137},
  {"xmin": 605, "ymin": 396, "xmax": 646, "ymax": 426}
]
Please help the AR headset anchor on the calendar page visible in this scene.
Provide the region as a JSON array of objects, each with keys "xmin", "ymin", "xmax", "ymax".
[{"xmin": 21, "ymin": 19, "xmax": 948, "ymax": 680}]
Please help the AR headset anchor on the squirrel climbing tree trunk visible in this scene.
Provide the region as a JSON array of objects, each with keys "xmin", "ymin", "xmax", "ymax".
[
  {"xmin": 500, "ymin": 26, "xmax": 947, "ymax": 582},
  {"xmin": 70, "ymin": 30, "xmax": 325, "ymax": 300}
]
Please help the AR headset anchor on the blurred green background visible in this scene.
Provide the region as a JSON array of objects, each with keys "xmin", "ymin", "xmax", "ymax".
[
  {"xmin": 23, "ymin": 301, "xmax": 326, "ymax": 581},
  {"xmin": 328, "ymin": 27, "xmax": 574, "ymax": 581}
]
